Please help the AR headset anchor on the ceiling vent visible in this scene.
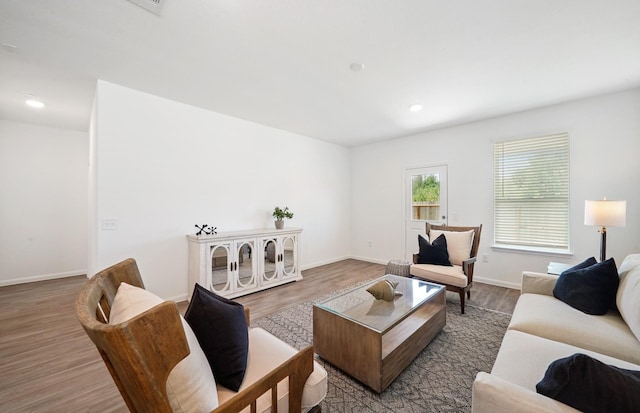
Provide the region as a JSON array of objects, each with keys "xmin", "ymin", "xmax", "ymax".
[{"xmin": 127, "ymin": 0, "xmax": 166, "ymax": 15}]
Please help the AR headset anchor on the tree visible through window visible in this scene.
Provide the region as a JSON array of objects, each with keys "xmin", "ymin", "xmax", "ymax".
[
  {"xmin": 412, "ymin": 174, "xmax": 440, "ymax": 220},
  {"xmin": 493, "ymin": 133, "xmax": 570, "ymax": 251}
]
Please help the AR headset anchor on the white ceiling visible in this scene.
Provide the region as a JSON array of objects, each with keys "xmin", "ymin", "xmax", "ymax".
[{"xmin": 1, "ymin": 0, "xmax": 640, "ymax": 147}]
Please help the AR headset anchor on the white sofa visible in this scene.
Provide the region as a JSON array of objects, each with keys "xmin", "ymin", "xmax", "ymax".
[{"xmin": 472, "ymin": 254, "xmax": 640, "ymax": 413}]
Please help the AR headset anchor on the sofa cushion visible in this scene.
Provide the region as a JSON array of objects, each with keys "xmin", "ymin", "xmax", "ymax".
[
  {"xmin": 473, "ymin": 372, "xmax": 581, "ymax": 413},
  {"xmin": 185, "ymin": 284, "xmax": 249, "ymax": 392},
  {"xmin": 491, "ymin": 330, "xmax": 640, "ymax": 393},
  {"xmin": 618, "ymin": 253, "xmax": 640, "ymax": 275},
  {"xmin": 217, "ymin": 328, "xmax": 328, "ymax": 413},
  {"xmin": 429, "ymin": 229, "xmax": 474, "ymax": 266},
  {"xmin": 410, "ymin": 263, "xmax": 468, "ymax": 287},
  {"xmin": 508, "ymin": 293, "xmax": 640, "ymax": 364},
  {"xmin": 417, "ymin": 234, "xmax": 452, "ymax": 266},
  {"xmin": 110, "ymin": 282, "xmax": 219, "ymax": 412},
  {"xmin": 553, "ymin": 258, "xmax": 619, "ymax": 315},
  {"xmin": 617, "ymin": 254, "xmax": 640, "ymax": 342},
  {"xmin": 536, "ymin": 353, "xmax": 640, "ymax": 413}
]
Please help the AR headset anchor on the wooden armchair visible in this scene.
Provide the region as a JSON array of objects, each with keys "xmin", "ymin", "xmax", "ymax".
[
  {"xmin": 410, "ymin": 223, "xmax": 482, "ymax": 314},
  {"xmin": 76, "ymin": 258, "xmax": 317, "ymax": 413}
]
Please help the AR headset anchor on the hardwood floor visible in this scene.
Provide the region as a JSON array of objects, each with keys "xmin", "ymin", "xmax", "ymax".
[{"xmin": 0, "ymin": 259, "xmax": 519, "ymax": 412}]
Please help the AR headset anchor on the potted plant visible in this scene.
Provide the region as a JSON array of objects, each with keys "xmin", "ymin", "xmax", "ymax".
[{"xmin": 272, "ymin": 206, "xmax": 293, "ymax": 229}]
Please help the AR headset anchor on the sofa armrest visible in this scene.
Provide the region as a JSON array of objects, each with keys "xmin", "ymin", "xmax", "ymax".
[
  {"xmin": 212, "ymin": 345, "xmax": 315, "ymax": 413},
  {"xmin": 521, "ymin": 271, "xmax": 559, "ymax": 296},
  {"xmin": 472, "ymin": 372, "xmax": 580, "ymax": 413}
]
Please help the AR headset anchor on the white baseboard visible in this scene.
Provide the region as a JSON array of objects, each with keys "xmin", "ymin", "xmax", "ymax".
[
  {"xmin": 344, "ymin": 255, "xmax": 389, "ymax": 265},
  {"xmin": 166, "ymin": 293, "xmax": 189, "ymax": 303},
  {"xmin": 474, "ymin": 276, "xmax": 520, "ymax": 290},
  {"xmin": 0, "ymin": 269, "xmax": 87, "ymax": 287},
  {"xmin": 302, "ymin": 255, "xmax": 392, "ymax": 270},
  {"xmin": 300, "ymin": 255, "xmax": 353, "ymax": 271},
  {"xmin": 345, "ymin": 258, "xmax": 522, "ymax": 290}
]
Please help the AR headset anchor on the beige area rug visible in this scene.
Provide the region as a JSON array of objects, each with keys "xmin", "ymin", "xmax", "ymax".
[{"xmin": 253, "ymin": 283, "xmax": 511, "ymax": 413}]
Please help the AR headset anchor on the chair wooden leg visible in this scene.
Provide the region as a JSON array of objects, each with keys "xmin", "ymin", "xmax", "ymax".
[
  {"xmin": 467, "ymin": 290, "xmax": 471, "ymax": 299},
  {"xmin": 459, "ymin": 290, "xmax": 465, "ymax": 314}
]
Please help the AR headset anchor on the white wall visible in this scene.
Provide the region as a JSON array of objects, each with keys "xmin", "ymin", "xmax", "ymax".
[
  {"xmin": 91, "ymin": 81, "xmax": 351, "ymax": 300},
  {"xmin": 351, "ymin": 88, "xmax": 640, "ymax": 288},
  {"xmin": 0, "ymin": 120, "xmax": 88, "ymax": 285},
  {"xmin": 5, "ymin": 84, "xmax": 638, "ymax": 292}
]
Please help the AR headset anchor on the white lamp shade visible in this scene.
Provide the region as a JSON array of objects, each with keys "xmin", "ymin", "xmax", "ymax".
[{"xmin": 584, "ymin": 200, "xmax": 626, "ymax": 227}]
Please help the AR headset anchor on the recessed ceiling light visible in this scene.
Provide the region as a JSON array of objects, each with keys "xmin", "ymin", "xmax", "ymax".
[
  {"xmin": 1, "ymin": 43, "xmax": 18, "ymax": 53},
  {"xmin": 350, "ymin": 62, "xmax": 365, "ymax": 72},
  {"xmin": 22, "ymin": 93, "xmax": 45, "ymax": 109},
  {"xmin": 26, "ymin": 99, "xmax": 45, "ymax": 109},
  {"xmin": 409, "ymin": 103, "xmax": 423, "ymax": 112}
]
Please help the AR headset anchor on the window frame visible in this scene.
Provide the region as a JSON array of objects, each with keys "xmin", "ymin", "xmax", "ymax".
[{"xmin": 492, "ymin": 132, "xmax": 570, "ymax": 254}]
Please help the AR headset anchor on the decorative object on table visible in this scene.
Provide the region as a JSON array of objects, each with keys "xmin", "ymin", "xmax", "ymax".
[
  {"xmin": 385, "ymin": 259, "xmax": 412, "ymax": 277},
  {"xmin": 195, "ymin": 224, "xmax": 217, "ymax": 236},
  {"xmin": 584, "ymin": 198, "xmax": 626, "ymax": 262},
  {"xmin": 366, "ymin": 279, "xmax": 402, "ymax": 301},
  {"xmin": 272, "ymin": 206, "xmax": 293, "ymax": 229}
]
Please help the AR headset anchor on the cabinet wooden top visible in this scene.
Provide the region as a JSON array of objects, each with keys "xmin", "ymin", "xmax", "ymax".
[{"xmin": 187, "ymin": 227, "xmax": 302, "ymax": 242}]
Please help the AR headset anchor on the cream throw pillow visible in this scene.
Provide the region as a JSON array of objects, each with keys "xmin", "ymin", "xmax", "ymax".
[
  {"xmin": 616, "ymin": 254, "xmax": 640, "ymax": 342},
  {"xmin": 110, "ymin": 282, "xmax": 219, "ymax": 412},
  {"xmin": 429, "ymin": 229, "xmax": 474, "ymax": 266}
]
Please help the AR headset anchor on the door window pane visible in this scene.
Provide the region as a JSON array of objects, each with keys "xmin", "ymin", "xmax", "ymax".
[{"xmin": 411, "ymin": 173, "xmax": 440, "ymax": 220}]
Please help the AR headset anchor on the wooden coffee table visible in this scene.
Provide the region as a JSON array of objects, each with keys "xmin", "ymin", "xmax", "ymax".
[{"xmin": 313, "ymin": 274, "xmax": 445, "ymax": 393}]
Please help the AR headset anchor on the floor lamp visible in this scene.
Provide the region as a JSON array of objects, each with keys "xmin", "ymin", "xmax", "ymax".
[{"xmin": 584, "ymin": 199, "xmax": 626, "ymax": 262}]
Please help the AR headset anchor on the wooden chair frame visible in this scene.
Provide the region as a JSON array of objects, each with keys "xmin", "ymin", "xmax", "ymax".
[
  {"xmin": 76, "ymin": 258, "xmax": 315, "ymax": 413},
  {"xmin": 412, "ymin": 223, "xmax": 482, "ymax": 314}
]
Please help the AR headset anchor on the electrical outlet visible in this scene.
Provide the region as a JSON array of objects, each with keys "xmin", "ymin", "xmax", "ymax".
[
  {"xmin": 367, "ymin": 241, "xmax": 372, "ymax": 247},
  {"xmin": 481, "ymin": 253, "xmax": 489, "ymax": 263},
  {"xmin": 101, "ymin": 218, "xmax": 118, "ymax": 230}
]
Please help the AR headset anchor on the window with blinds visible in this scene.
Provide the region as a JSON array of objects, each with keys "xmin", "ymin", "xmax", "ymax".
[{"xmin": 494, "ymin": 133, "xmax": 570, "ymax": 251}]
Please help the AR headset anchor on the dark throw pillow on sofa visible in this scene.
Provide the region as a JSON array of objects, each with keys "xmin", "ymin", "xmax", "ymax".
[
  {"xmin": 553, "ymin": 257, "xmax": 618, "ymax": 315},
  {"xmin": 561, "ymin": 256, "xmax": 598, "ymax": 275},
  {"xmin": 185, "ymin": 283, "xmax": 248, "ymax": 392},
  {"xmin": 417, "ymin": 234, "xmax": 452, "ymax": 266},
  {"xmin": 536, "ymin": 353, "xmax": 640, "ymax": 413}
]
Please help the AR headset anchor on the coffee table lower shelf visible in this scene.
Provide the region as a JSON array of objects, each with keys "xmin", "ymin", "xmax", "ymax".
[{"xmin": 313, "ymin": 287, "xmax": 445, "ymax": 393}]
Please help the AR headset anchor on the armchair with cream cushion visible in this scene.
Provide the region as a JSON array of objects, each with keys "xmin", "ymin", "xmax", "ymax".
[
  {"xmin": 76, "ymin": 258, "xmax": 327, "ymax": 413},
  {"xmin": 410, "ymin": 223, "xmax": 482, "ymax": 314}
]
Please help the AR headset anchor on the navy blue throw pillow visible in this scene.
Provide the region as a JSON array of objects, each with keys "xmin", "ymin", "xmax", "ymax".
[
  {"xmin": 560, "ymin": 256, "xmax": 598, "ymax": 275},
  {"xmin": 185, "ymin": 283, "xmax": 248, "ymax": 391},
  {"xmin": 417, "ymin": 234, "xmax": 452, "ymax": 266},
  {"xmin": 537, "ymin": 353, "xmax": 640, "ymax": 413},
  {"xmin": 553, "ymin": 258, "xmax": 618, "ymax": 315}
]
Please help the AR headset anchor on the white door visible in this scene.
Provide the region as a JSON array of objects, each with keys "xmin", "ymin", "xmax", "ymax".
[{"xmin": 404, "ymin": 165, "xmax": 448, "ymax": 260}]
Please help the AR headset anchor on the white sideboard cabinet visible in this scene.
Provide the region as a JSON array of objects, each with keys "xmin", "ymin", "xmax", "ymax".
[{"xmin": 187, "ymin": 228, "xmax": 302, "ymax": 299}]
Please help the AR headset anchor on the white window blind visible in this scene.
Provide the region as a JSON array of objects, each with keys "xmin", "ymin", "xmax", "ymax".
[{"xmin": 494, "ymin": 133, "xmax": 570, "ymax": 251}]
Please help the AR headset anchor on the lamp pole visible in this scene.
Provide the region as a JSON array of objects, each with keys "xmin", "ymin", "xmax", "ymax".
[{"xmin": 599, "ymin": 226, "xmax": 607, "ymax": 262}]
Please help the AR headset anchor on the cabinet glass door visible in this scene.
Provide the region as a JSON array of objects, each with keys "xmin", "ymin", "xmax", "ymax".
[
  {"xmin": 262, "ymin": 238, "xmax": 278, "ymax": 283},
  {"xmin": 282, "ymin": 235, "xmax": 297, "ymax": 278},
  {"xmin": 209, "ymin": 243, "xmax": 232, "ymax": 295},
  {"xmin": 236, "ymin": 240, "xmax": 257, "ymax": 289}
]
